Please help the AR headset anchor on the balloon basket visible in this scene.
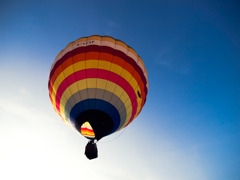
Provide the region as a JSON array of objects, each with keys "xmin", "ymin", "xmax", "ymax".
[{"xmin": 85, "ymin": 140, "xmax": 98, "ymax": 160}]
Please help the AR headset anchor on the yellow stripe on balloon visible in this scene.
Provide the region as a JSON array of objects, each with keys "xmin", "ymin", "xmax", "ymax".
[
  {"xmin": 61, "ymin": 79, "xmax": 133, "ymax": 126},
  {"xmin": 50, "ymin": 59, "xmax": 142, "ymax": 111},
  {"xmin": 52, "ymin": 35, "xmax": 148, "ymax": 92},
  {"xmin": 59, "ymin": 79, "xmax": 132, "ymax": 127},
  {"xmin": 81, "ymin": 121, "xmax": 95, "ymax": 138}
]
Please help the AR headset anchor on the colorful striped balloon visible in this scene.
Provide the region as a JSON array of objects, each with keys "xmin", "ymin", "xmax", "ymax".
[{"xmin": 48, "ymin": 35, "xmax": 148, "ymax": 140}]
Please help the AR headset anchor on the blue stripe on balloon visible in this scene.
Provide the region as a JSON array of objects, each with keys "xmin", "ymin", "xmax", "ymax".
[{"xmin": 69, "ymin": 99, "xmax": 120, "ymax": 133}]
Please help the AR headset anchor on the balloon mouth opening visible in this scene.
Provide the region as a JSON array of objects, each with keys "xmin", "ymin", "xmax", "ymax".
[
  {"xmin": 80, "ymin": 121, "xmax": 95, "ymax": 139},
  {"xmin": 75, "ymin": 110, "xmax": 114, "ymax": 140}
]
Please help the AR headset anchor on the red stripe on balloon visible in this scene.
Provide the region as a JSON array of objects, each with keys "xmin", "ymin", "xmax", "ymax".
[
  {"xmin": 55, "ymin": 69, "xmax": 137, "ymax": 124},
  {"xmin": 48, "ymin": 59, "xmax": 146, "ymax": 113},
  {"xmin": 49, "ymin": 45, "xmax": 147, "ymax": 95},
  {"xmin": 81, "ymin": 128, "xmax": 94, "ymax": 132}
]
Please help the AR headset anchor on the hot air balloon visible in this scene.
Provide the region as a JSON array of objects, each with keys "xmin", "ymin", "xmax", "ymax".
[{"xmin": 48, "ymin": 35, "xmax": 148, "ymax": 159}]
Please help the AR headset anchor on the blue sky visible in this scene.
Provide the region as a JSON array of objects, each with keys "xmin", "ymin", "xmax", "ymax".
[{"xmin": 0, "ymin": 0, "xmax": 239, "ymax": 180}]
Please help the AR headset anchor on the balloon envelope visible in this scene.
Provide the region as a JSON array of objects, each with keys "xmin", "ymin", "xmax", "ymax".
[{"xmin": 48, "ymin": 35, "xmax": 148, "ymax": 140}]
